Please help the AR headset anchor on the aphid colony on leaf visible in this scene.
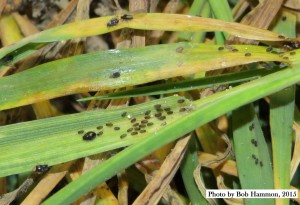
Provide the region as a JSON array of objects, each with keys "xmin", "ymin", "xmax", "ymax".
[{"xmin": 77, "ymin": 98, "xmax": 191, "ymax": 141}]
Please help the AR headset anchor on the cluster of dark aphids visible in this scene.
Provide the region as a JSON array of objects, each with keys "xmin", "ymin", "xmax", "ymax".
[
  {"xmin": 248, "ymin": 123, "xmax": 263, "ymax": 167},
  {"xmin": 107, "ymin": 14, "xmax": 133, "ymax": 27},
  {"xmin": 78, "ymin": 98, "xmax": 188, "ymax": 141}
]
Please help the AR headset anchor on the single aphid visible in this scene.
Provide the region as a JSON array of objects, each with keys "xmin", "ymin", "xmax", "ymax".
[
  {"xmin": 249, "ymin": 123, "xmax": 254, "ymax": 131},
  {"xmin": 140, "ymin": 130, "xmax": 146, "ymax": 133},
  {"xmin": 167, "ymin": 111, "xmax": 173, "ymax": 115},
  {"xmin": 164, "ymin": 107, "xmax": 171, "ymax": 112},
  {"xmin": 290, "ymin": 51, "xmax": 296, "ymax": 56},
  {"xmin": 252, "ymin": 154, "xmax": 256, "ymax": 159},
  {"xmin": 131, "ymin": 118, "xmax": 137, "ymax": 123},
  {"xmin": 121, "ymin": 112, "xmax": 127, "ymax": 117},
  {"xmin": 107, "ymin": 18, "xmax": 119, "ymax": 27},
  {"xmin": 114, "ymin": 126, "xmax": 120, "ymax": 131},
  {"xmin": 158, "ymin": 116, "xmax": 166, "ymax": 121},
  {"xmin": 133, "ymin": 123, "xmax": 139, "ymax": 127},
  {"xmin": 120, "ymin": 134, "xmax": 127, "ymax": 139},
  {"xmin": 97, "ymin": 131, "xmax": 103, "ymax": 136},
  {"xmin": 127, "ymin": 128, "xmax": 133, "ymax": 132},
  {"xmin": 155, "ymin": 113, "xmax": 162, "ymax": 118},
  {"xmin": 35, "ymin": 165, "xmax": 49, "ymax": 173},
  {"xmin": 134, "ymin": 127, "xmax": 140, "ymax": 131},
  {"xmin": 176, "ymin": 46, "xmax": 184, "ymax": 53},
  {"xmin": 283, "ymin": 56, "xmax": 289, "ymax": 60},
  {"xmin": 96, "ymin": 126, "xmax": 103, "ymax": 130},
  {"xmin": 255, "ymin": 159, "xmax": 259, "ymax": 165},
  {"xmin": 177, "ymin": 99, "xmax": 185, "ymax": 104},
  {"xmin": 281, "ymin": 16, "xmax": 286, "ymax": 21},
  {"xmin": 145, "ymin": 110, "xmax": 151, "ymax": 115},
  {"xmin": 121, "ymin": 14, "xmax": 133, "ymax": 20},
  {"xmin": 110, "ymin": 72, "xmax": 121, "ymax": 78},
  {"xmin": 144, "ymin": 115, "xmax": 151, "ymax": 119},
  {"xmin": 232, "ymin": 48, "xmax": 239, "ymax": 52},
  {"xmin": 139, "ymin": 124, "xmax": 146, "ymax": 128},
  {"xmin": 218, "ymin": 46, "xmax": 224, "ymax": 51},
  {"xmin": 131, "ymin": 131, "xmax": 138, "ymax": 135},
  {"xmin": 141, "ymin": 120, "xmax": 148, "ymax": 124},
  {"xmin": 106, "ymin": 122, "xmax": 113, "ymax": 127},
  {"xmin": 179, "ymin": 108, "xmax": 186, "ymax": 112},
  {"xmin": 78, "ymin": 130, "xmax": 84, "ymax": 134},
  {"xmin": 147, "ymin": 122, "xmax": 154, "ymax": 126},
  {"xmin": 154, "ymin": 104, "xmax": 162, "ymax": 109},
  {"xmin": 259, "ymin": 161, "xmax": 263, "ymax": 167},
  {"xmin": 1, "ymin": 55, "xmax": 14, "ymax": 64},
  {"xmin": 245, "ymin": 53, "xmax": 251, "ymax": 57},
  {"xmin": 266, "ymin": 46, "xmax": 273, "ymax": 52},
  {"xmin": 83, "ymin": 131, "xmax": 97, "ymax": 141}
]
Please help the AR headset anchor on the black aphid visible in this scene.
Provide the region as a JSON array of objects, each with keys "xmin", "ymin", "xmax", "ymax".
[
  {"xmin": 107, "ymin": 18, "xmax": 119, "ymax": 27},
  {"xmin": 158, "ymin": 116, "xmax": 166, "ymax": 120},
  {"xmin": 155, "ymin": 113, "xmax": 162, "ymax": 118},
  {"xmin": 259, "ymin": 161, "xmax": 263, "ymax": 167},
  {"xmin": 176, "ymin": 47, "xmax": 184, "ymax": 53},
  {"xmin": 252, "ymin": 154, "xmax": 256, "ymax": 159},
  {"xmin": 283, "ymin": 56, "xmax": 289, "ymax": 60},
  {"xmin": 140, "ymin": 124, "xmax": 146, "ymax": 128},
  {"xmin": 133, "ymin": 123, "xmax": 139, "ymax": 127},
  {"xmin": 131, "ymin": 118, "xmax": 137, "ymax": 123},
  {"xmin": 97, "ymin": 131, "xmax": 103, "ymax": 136},
  {"xmin": 134, "ymin": 127, "xmax": 140, "ymax": 131},
  {"xmin": 156, "ymin": 108, "xmax": 163, "ymax": 112},
  {"xmin": 154, "ymin": 104, "xmax": 162, "ymax": 109},
  {"xmin": 266, "ymin": 46, "xmax": 273, "ymax": 52},
  {"xmin": 1, "ymin": 55, "xmax": 14, "ymax": 64},
  {"xmin": 232, "ymin": 48, "xmax": 239, "ymax": 52},
  {"xmin": 290, "ymin": 51, "xmax": 296, "ymax": 56},
  {"xmin": 110, "ymin": 72, "xmax": 121, "ymax": 78},
  {"xmin": 282, "ymin": 16, "xmax": 286, "ymax": 21},
  {"xmin": 120, "ymin": 134, "xmax": 127, "ymax": 139},
  {"xmin": 121, "ymin": 14, "xmax": 133, "ymax": 20},
  {"xmin": 106, "ymin": 123, "xmax": 113, "ymax": 127},
  {"xmin": 78, "ymin": 130, "xmax": 84, "ymax": 134},
  {"xmin": 127, "ymin": 128, "xmax": 133, "ymax": 132},
  {"xmin": 35, "ymin": 165, "xmax": 49, "ymax": 173},
  {"xmin": 245, "ymin": 53, "xmax": 251, "ymax": 57},
  {"xmin": 140, "ymin": 130, "xmax": 146, "ymax": 133},
  {"xmin": 179, "ymin": 108, "xmax": 186, "ymax": 112},
  {"xmin": 255, "ymin": 159, "xmax": 259, "ymax": 165},
  {"xmin": 121, "ymin": 112, "xmax": 127, "ymax": 117},
  {"xmin": 278, "ymin": 35, "xmax": 285, "ymax": 39},
  {"xmin": 131, "ymin": 131, "xmax": 138, "ymax": 135},
  {"xmin": 83, "ymin": 131, "xmax": 97, "ymax": 141},
  {"xmin": 164, "ymin": 107, "xmax": 171, "ymax": 112},
  {"xmin": 177, "ymin": 99, "xmax": 185, "ymax": 104},
  {"xmin": 145, "ymin": 110, "xmax": 151, "ymax": 115},
  {"xmin": 141, "ymin": 120, "xmax": 148, "ymax": 124},
  {"xmin": 114, "ymin": 126, "xmax": 120, "ymax": 131},
  {"xmin": 218, "ymin": 47, "xmax": 224, "ymax": 51},
  {"xmin": 96, "ymin": 126, "xmax": 103, "ymax": 130},
  {"xmin": 167, "ymin": 111, "xmax": 173, "ymax": 115},
  {"xmin": 249, "ymin": 123, "xmax": 254, "ymax": 131},
  {"xmin": 147, "ymin": 122, "xmax": 154, "ymax": 126},
  {"xmin": 144, "ymin": 115, "xmax": 151, "ymax": 119}
]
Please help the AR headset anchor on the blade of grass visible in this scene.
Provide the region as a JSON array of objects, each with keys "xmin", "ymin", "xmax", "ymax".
[
  {"xmin": 233, "ymin": 104, "xmax": 274, "ymax": 205},
  {"xmin": 78, "ymin": 61, "xmax": 282, "ymax": 101},
  {"xmin": 180, "ymin": 135, "xmax": 208, "ymax": 205},
  {"xmin": 43, "ymin": 61, "xmax": 300, "ymax": 204},
  {"xmin": 0, "ymin": 43, "xmax": 287, "ymax": 111},
  {"xmin": 0, "ymin": 13, "xmax": 288, "ymax": 69},
  {"xmin": 0, "ymin": 96, "xmax": 190, "ymax": 177},
  {"xmin": 270, "ymin": 86, "xmax": 295, "ymax": 205}
]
